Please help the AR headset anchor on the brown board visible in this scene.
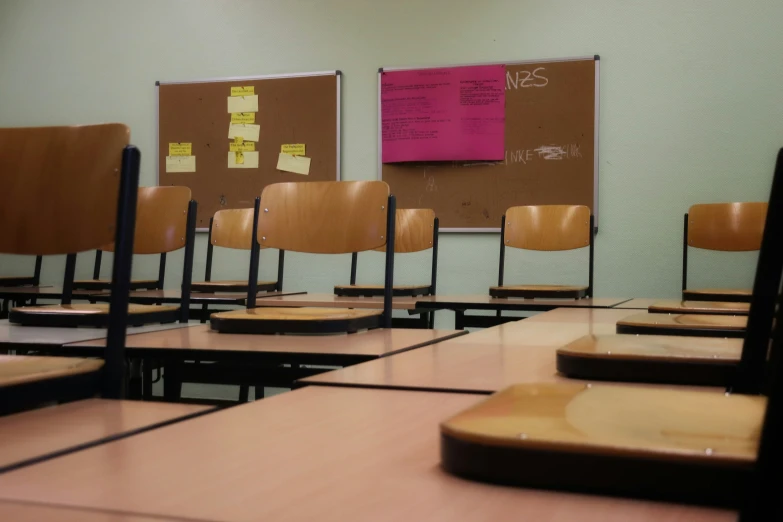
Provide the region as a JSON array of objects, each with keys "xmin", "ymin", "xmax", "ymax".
[
  {"xmin": 158, "ymin": 72, "xmax": 340, "ymax": 228},
  {"xmin": 380, "ymin": 58, "xmax": 598, "ymax": 231}
]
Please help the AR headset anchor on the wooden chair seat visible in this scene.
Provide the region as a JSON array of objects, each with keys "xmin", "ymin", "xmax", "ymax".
[
  {"xmin": 210, "ymin": 307, "xmax": 383, "ymax": 334},
  {"xmin": 333, "ymin": 283, "xmax": 431, "ymax": 297},
  {"xmin": 556, "ymin": 334, "xmax": 743, "ymax": 385},
  {"xmin": 72, "ymin": 279, "xmax": 160, "ymax": 291},
  {"xmin": 0, "ymin": 355, "xmax": 104, "ymax": 415},
  {"xmin": 616, "ymin": 312, "xmax": 747, "ymax": 338},
  {"xmin": 683, "ymin": 287, "xmax": 752, "ymax": 302},
  {"xmin": 441, "ymin": 383, "xmax": 762, "ymax": 507},
  {"xmin": 489, "ymin": 284, "xmax": 588, "ymax": 299},
  {"xmin": 192, "ymin": 280, "xmax": 277, "ymax": 293},
  {"xmin": 0, "ymin": 276, "xmax": 36, "ymax": 287},
  {"xmin": 9, "ymin": 303, "xmax": 180, "ymax": 327},
  {"xmin": 648, "ymin": 300, "xmax": 750, "ymax": 315}
]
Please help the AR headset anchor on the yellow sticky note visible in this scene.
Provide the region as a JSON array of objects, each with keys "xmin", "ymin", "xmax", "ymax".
[
  {"xmin": 228, "ymin": 123, "xmax": 260, "ymax": 142},
  {"xmin": 276, "ymin": 153, "xmax": 311, "ymax": 175},
  {"xmin": 168, "ymin": 143, "xmax": 192, "ymax": 156},
  {"xmin": 231, "ymin": 86, "xmax": 254, "ymax": 96},
  {"xmin": 227, "ymin": 151, "xmax": 259, "ymax": 169},
  {"xmin": 234, "ymin": 137, "xmax": 244, "ymax": 144},
  {"xmin": 281, "ymin": 144, "xmax": 306, "ymax": 156},
  {"xmin": 165, "ymin": 155, "xmax": 196, "ymax": 173},
  {"xmin": 229, "ymin": 141, "xmax": 255, "ymax": 152},
  {"xmin": 231, "ymin": 112, "xmax": 256, "ymax": 124},
  {"xmin": 235, "ymin": 152, "xmax": 244, "ymax": 164},
  {"xmin": 227, "ymin": 95, "xmax": 258, "ymax": 113}
]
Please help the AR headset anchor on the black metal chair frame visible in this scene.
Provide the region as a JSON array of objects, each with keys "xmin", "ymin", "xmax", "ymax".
[
  {"xmin": 194, "ymin": 215, "xmax": 284, "ymax": 294},
  {"xmin": 335, "ymin": 216, "xmax": 438, "ymax": 329},
  {"xmin": 681, "ymin": 213, "xmax": 755, "ymax": 303},
  {"xmin": 8, "ymin": 201, "xmax": 197, "ymax": 327},
  {"xmin": 210, "ymin": 194, "xmax": 397, "ymax": 335}
]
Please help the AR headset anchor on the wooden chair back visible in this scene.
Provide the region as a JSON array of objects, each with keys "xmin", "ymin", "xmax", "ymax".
[
  {"xmin": 257, "ymin": 181, "xmax": 390, "ymax": 254},
  {"xmin": 688, "ymin": 202, "xmax": 767, "ymax": 251},
  {"xmin": 374, "ymin": 209, "xmax": 436, "ymax": 253},
  {"xmin": 211, "ymin": 208, "xmax": 257, "ymax": 250},
  {"xmin": 504, "ymin": 205, "xmax": 591, "ymax": 251},
  {"xmin": 103, "ymin": 186, "xmax": 192, "ymax": 254},
  {"xmin": 0, "ymin": 124, "xmax": 129, "ymax": 255}
]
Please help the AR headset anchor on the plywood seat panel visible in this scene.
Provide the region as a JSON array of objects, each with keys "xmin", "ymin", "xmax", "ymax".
[
  {"xmin": 210, "ymin": 307, "xmax": 383, "ymax": 334},
  {"xmin": 0, "ymin": 355, "xmax": 103, "ymax": 388},
  {"xmin": 9, "ymin": 304, "xmax": 180, "ymax": 327},
  {"xmin": 441, "ymin": 383, "xmax": 762, "ymax": 506},
  {"xmin": 333, "ymin": 283, "xmax": 431, "ymax": 297},
  {"xmin": 490, "ymin": 284, "xmax": 588, "ymax": 299},
  {"xmin": 683, "ymin": 288, "xmax": 752, "ymax": 303},
  {"xmin": 649, "ymin": 300, "xmax": 750, "ymax": 315},
  {"xmin": 616, "ymin": 312, "xmax": 747, "ymax": 338},
  {"xmin": 192, "ymin": 280, "xmax": 277, "ymax": 293}
]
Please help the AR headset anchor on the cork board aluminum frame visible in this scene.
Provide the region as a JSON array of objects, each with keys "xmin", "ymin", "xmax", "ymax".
[
  {"xmin": 377, "ymin": 57, "xmax": 599, "ymax": 233},
  {"xmin": 156, "ymin": 70, "xmax": 342, "ymax": 232}
]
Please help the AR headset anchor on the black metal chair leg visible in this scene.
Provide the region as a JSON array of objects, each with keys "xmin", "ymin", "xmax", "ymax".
[
  {"xmin": 238, "ymin": 385, "xmax": 250, "ymax": 402},
  {"xmin": 255, "ymin": 385, "xmax": 265, "ymax": 400}
]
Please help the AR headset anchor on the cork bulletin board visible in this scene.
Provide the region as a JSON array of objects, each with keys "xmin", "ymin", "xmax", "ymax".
[
  {"xmin": 379, "ymin": 57, "xmax": 599, "ymax": 232},
  {"xmin": 157, "ymin": 71, "xmax": 340, "ymax": 229}
]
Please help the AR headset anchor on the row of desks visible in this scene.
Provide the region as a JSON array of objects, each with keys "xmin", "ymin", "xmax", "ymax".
[{"xmin": 0, "ymin": 299, "xmax": 733, "ymax": 520}]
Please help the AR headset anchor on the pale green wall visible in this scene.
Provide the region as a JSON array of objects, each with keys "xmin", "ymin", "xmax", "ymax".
[{"xmin": 1, "ymin": 0, "xmax": 782, "ymax": 314}]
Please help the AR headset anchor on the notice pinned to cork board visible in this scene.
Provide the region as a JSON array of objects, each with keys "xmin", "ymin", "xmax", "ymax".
[
  {"xmin": 379, "ymin": 57, "xmax": 599, "ymax": 231},
  {"xmin": 157, "ymin": 71, "xmax": 341, "ymax": 228}
]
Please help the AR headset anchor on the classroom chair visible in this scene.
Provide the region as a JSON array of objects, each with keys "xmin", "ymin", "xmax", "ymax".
[
  {"xmin": 73, "ymin": 250, "xmax": 163, "ymax": 291},
  {"xmin": 682, "ymin": 201, "xmax": 767, "ymax": 302},
  {"xmin": 210, "ymin": 180, "xmax": 395, "ymax": 334},
  {"xmin": 0, "ymin": 256, "xmax": 42, "ymax": 288},
  {"xmin": 334, "ymin": 208, "xmax": 438, "ymax": 298},
  {"xmin": 556, "ymin": 151, "xmax": 783, "ymax": 386},
  {"xmin": 192, "ymin": 208, "xmax": 283, "ymax": 294},
  {"xmin": 489, "ymin": 205, "xmax": 594, "ymax": 299},
  {"xmin": 440, "ymin": 147, "xmax": 783, "ymax": 512},
  {"xmin": 0, "ymin": 123, "xmax": 139, "ymax": 412},
  {"xmin": 8, "ymin": 186, "xmax": 196, "ymax": 327}
]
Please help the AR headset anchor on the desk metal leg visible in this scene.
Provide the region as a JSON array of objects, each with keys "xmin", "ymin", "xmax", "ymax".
[
  {"xmin": 142, "ymin": 360, "xmax": 153, "ymax": 400},
  {"xmin": 128, "ymin": 359, "xmax": 142, "ymax": 400},
  {"xmin": 163, "ymin": 361, "xmax": 183, "ymax": 402},
  {"xmin": 454, "ymin": 310, "xmax": 465, "ymax": 330}
]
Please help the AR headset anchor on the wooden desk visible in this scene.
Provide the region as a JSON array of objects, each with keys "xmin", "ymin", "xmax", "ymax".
[
  {"xmin": 0, "ymin": 399, "xmax": 210, "ymax": 473},
  {"xmin": 0, "ymin": 501, "xmax": 189, "ymax": 522},
  {"xmin": 298, "ymin": 309, "xmax": 684, "ymax": 394},
  {"xmin": 64, "ymin": 326, "xmax": 466, "ymax": 400},
  {"xmin": 0, "ymin": 319, "xmax": 194, "ymax": 352},
  {"xmin": 613, "ymin": 298, "xmax": 664, "ymax": 309},
  {"xmin": 0, "ymin": 386, "xmax": 733, "ymax": 522},
  {"xmin": 415, "ymin": 295, "xmax": 631, "ymax": 329},
  {"xmin": 63, "ymin": 325, "xmax": 466, "ymax": 366}
]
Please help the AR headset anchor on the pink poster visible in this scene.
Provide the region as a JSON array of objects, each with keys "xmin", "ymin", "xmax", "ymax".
[{"xmin": 381, "ymin": 64, "xmax": 505, "ymax": 163}]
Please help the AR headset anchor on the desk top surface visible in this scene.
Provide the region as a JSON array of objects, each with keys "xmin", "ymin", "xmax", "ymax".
[
  {"xmin": 0, "ymin": 386, "xmax": 733, "ymax": 522},
  {"xmin": 67, "ymin": 325, "xmax": 466, "ymax": 358},
  {"xmin": 299, "ymin": 308, "xmax": 707, "ymax": 393},
  {"xmin": 0, "ymin": 501, "xmax": 190, "ymax": 522},
  {"xmin": 415, "ymin": 294, "xmax": 631, "ymax": 309},
  {"xmin": 0, "ymin": 320, "xmax": 194, "ymax": 347},
  {"xmin": 0, "ymin": 399, "xmax": 209, "ymax": 472},
  {"xmin": 613, "ymin": 298, "xmax": 665, "ymax": 309}
]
